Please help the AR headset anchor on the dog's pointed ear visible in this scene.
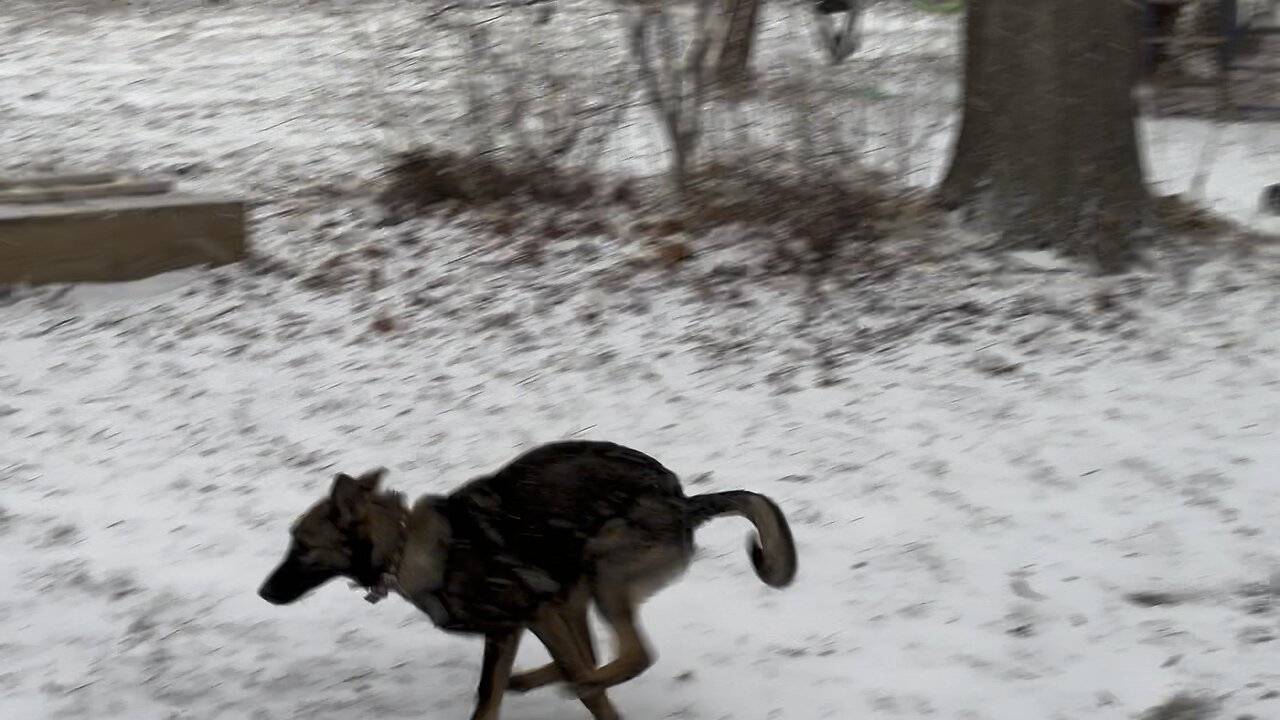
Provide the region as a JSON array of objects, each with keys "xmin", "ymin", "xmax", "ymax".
[
  {"xmin": 356, "ymin": 467, "xmax": 387, "ymax": 492},
  {"xmin": 330, "ymin": 472, "xmax": 366, "ymax": 522}
]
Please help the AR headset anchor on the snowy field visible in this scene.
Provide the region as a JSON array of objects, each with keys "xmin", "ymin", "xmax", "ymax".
[{"xmin": 2, "ymin": 1, "xmax": 1280, "ymax": 719}]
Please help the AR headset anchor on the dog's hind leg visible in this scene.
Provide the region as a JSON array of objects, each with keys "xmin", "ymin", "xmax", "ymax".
[
  {"xmin": 529, "ymin": 604, "xmax": 620, "ymax": 720},
  {"xmin": 574, "ymin": 582, "xmax": 653, "ymax": 695},
  {"xmin": 508, "ymin": 586, "xmax": 597, "ymax": 693},
  {"xmin": 470, "ymin": 631, "xmax": 521, "ymax": 720}
]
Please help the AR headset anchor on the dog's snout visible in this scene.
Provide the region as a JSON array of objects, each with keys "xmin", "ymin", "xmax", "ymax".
[
  {"xmin": 258, "ymin": 581, "xmax": 287, "ymax": 605},
  {"xmin": 257, "ymin": 558, "xmax": 332, "ymax": 605}
]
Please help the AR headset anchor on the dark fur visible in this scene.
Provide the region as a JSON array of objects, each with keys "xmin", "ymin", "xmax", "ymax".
[
  {"xmin": 259, "ymin": 440, "xmax": 798, "ymax": 720},
  {"xmin": 1262, "ymin": 183, "xmax": 1280, "ymax": 216}
]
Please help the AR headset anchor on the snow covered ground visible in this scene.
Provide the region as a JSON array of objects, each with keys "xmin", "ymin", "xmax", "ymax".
[{"xmin": 1, "ymin": 2, "xmax": 1279, "ymax": 719}]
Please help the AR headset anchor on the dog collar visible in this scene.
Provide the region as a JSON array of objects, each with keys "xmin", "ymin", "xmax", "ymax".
[{"xmin": 360, "ymin": 507, "xmax": 409, "ymax": 604}]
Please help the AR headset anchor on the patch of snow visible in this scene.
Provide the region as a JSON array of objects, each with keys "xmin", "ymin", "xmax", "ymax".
[{"xmin": 1, "ymin": 2, "xmax": 1278, "ymax": 720}]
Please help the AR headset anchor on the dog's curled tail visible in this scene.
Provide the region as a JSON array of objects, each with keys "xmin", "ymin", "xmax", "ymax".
[{"xmin": 686, "ymin": 491, "xmax": 797, "ymax": 588}]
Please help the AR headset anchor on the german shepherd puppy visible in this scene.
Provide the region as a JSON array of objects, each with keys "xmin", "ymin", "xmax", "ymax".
[{"xmin": 259, "ymin": 440, "xmax": 797, "ymax": 720}]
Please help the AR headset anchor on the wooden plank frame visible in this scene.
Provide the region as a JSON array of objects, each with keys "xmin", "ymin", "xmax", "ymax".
[{"xmin": 0, "ymin": 172, "xmax": 248, "ymax": 286}]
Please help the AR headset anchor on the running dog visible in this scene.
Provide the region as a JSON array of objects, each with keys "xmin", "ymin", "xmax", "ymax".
[{"xmin": 258, "ymin": 440, "xmax": 798, "ymax": 720}]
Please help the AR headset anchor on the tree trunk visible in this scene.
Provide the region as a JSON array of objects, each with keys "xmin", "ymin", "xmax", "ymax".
[
  {"xmin": 715, "ymin": 0, "xmax": 762, "ymax": 90},
  {"xmin": 937, "ymin": 0, "xmax": 992, "ymax": 209},
  {"xmin": 939, "ymin": 0, "xmax": 1149, "ymax": 273}
]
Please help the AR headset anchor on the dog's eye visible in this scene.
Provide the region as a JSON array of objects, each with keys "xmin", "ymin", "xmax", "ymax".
[{"xmin": 301, "ymin": 547, "xmax": 349, "ymax": 566}]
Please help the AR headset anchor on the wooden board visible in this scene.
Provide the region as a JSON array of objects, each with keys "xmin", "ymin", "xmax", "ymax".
[{"xmin": 0, "ymin": 173, "xmax": 247, "ymax": 285}]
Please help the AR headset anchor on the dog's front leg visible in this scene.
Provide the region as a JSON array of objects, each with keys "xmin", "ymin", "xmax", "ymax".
[{"xmin": 471, "ymin": 631, "xmax": 522, "ymax": 720}]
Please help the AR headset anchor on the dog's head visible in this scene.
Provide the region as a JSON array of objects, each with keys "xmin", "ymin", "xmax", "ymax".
[
  {"xmin": 258, "ymin": 468, "xmax": 396, "ymax": 605},
  {"xmin": 1262, "ymin": 183, "xmax": 1280, "ymax": 216}
]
